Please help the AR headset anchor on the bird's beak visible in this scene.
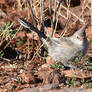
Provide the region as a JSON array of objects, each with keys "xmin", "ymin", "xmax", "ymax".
[{"xmin": 77, "ymin": 22, "xmax": 90, "ymax": 34}]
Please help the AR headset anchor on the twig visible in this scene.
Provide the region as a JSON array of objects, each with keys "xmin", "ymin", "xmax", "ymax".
[
  {"xmin": 72, "ymin": 0, "xmax": 90, "ymax": 25},
  {"xmin": 59, "ymin": 0, "xmax": 71, "ymax": 37},
  {"xmin": 0, "ymin": 24, "xmax": 21, "ymax": 54},
  {"xmin": 91, "ymin": 0, "xmax": 92, "ymax": 30},
  {"xmin": 56, "ymin": 1, "xmax": 84, "ymax": 22},
  {"xmin": 60, "ymin": 14, "xmax": 71, "ymax": 37},
  {"xmin": 49, "ymin": 0, "xmax": 52, "ymax": 16},
  {"xmin": 27, "ymin": 0, "xmax": 37, "ymax": 27},
  {"xmin": 51, "ymin": 0, "xmax": 62, "ymax": 37},
  {"xmin": 27, "ymin": 38, "xmax": 30, "ymax": 60},
  {"xmin": 40, "ymin": 0, "xmax": 45, "ymax": 33},
  {"xmin": 24, "ymin": 43, "xmax": 44, "ymax": 67},
  {"xmin": 27, "ymin": 0, "xmax": 38, "ymax": 52}
]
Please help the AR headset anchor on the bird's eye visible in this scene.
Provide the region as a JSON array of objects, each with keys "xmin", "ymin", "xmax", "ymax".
[{"xmin": 77, "ymin": 36, "xmax": 80, "ymax": 39}]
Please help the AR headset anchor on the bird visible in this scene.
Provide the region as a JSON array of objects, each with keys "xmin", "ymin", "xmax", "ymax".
[{"xmin": 18, "ymin": 17, "xmax": 89, "ymax": 69}]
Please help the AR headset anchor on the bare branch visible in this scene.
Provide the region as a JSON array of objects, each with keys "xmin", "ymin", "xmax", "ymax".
[
  {"xmin": 27, "ymin": 0, "xmax": 37, "ymax": 27},
  {"xmin": 51, "ymin": 0, "xmax": 62, "ymax": 37},
  {"xmin": 40, "ymin": 0, "xmax": 45, "ymax": 33}
]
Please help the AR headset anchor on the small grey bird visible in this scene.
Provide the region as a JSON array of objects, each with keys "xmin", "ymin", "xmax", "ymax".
[{"xmin": 18, "ymin": 18, "xmax": 89, "ymax": 68}]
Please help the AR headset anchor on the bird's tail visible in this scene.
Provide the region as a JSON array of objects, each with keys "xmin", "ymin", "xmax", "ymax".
[{"xmin": 18, "ymin": 18, "xmax": 47, "ymax": 39}]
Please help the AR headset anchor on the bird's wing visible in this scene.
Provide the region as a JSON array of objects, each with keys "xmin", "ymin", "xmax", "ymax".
[{"xmin": 59, "ymin": 37, "xmax": 74, "ymax": 49}]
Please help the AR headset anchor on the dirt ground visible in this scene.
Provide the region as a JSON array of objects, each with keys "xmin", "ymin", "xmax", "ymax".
[{"xmin": 0, "ymin": 0, "xmax": 92, "ymax": 92}]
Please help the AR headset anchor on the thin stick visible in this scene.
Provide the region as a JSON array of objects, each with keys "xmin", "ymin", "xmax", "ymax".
[
  {"xmin": 40, "ymin": 0, "xmax": 45, "ymax": 33},
  {"xmin": 51, "ymin": 0, "xmax": 62, "ymax": 37},
  {"xmin": 24, "ymin": 43, "xmax": 44, "ymax": 66},
  {"xmin": 91, "ymin": 0, "xmax": 92, "ymax": 30},
  {"xmin": 0, "ymin": 24, "xmax": 21, "ymax": 54},
  {"xmin": 72, "ymin": 0, "xmax": 90, "ymax": 25},
  {"xmin": 50, "ymin": 0, "xmax": 57, "ymax": 37},
  {"xmin": 60, "ymin": 14, "xmax": 71, "ymax": 37},
  {"xmin": 27, "ymin": 0, "xmax": 37, "ymax": 27},
  {"xmin": 56, "ymin": 1, "xmax": 84, "ymax": 22},
  {"xmin": 49, "ymin": 0, "xmax": 52, "ymax": 16},
  {"xmin": 60, "ymin": 0, "xmax": 71, "ymax": 37},
  {"xmin": 27, "ymin": 38, "xmax": 30, "ymax": 60},
  {"xmin": 49, "ymin": 0, "xmax": 53, "ymax": 37},
  {"xmin": 27, "ymin": 0, "xmax": 38, "ymax": 52}
]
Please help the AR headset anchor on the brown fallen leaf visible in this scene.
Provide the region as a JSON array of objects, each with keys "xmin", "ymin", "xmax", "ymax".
[{"xmin": 61, "ymin": 69, "xmax": 92, "ymax": 78}]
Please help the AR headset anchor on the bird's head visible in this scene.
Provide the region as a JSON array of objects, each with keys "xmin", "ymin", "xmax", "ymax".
[{"xmin": 71, "ymin": 22, "xmax": 89, "ymax": 46}]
